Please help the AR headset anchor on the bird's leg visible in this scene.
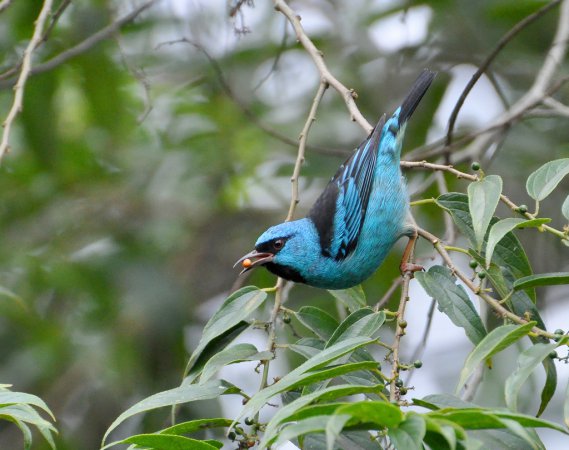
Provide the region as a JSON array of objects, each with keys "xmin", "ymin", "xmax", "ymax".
[{"xmin": 400, "ymin": 229, "xmax": 423, "ymax": 275}]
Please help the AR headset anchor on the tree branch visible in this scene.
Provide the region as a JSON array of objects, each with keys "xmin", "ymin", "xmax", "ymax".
[
  {"xmin": 273, "ymin": 0, "xmax": 373, "ymax": 134},
  {"xmin": 0, "ymin": 0, "xmax": 54, "ymax": 163},
  {"xmin": 0, "ymin": 0, "xmax": 158, "ymax": 89},
  {"xmin": 445, "ymin": 0, "xmax": 562, "ymax": 148}
]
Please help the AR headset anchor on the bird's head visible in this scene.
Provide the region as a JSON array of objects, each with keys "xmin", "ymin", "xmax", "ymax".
[{"xmin": 235, "ymin": 218, "xmax": 317, "ymax": 283}]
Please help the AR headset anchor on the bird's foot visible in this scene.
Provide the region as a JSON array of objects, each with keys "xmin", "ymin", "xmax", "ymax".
[{"xmin": 400, "ymin": 262, "xmax": 424, "ymax": 277}]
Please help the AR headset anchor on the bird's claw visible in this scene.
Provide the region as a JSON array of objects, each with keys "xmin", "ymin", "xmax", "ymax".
[{"xmin": 400, "ymin": 262, "xmax": 424, "ymax": 278}]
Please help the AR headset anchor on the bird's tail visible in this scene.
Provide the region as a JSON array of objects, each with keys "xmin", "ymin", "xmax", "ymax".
[{"xmin": 399, "ymin": 69, "xmax": 436, "ymax": 125}]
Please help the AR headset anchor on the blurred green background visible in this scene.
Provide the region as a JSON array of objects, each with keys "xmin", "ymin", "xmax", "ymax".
[{"xmin": 0, "ymin": 0, "xmax": 567, "ymax": 448}]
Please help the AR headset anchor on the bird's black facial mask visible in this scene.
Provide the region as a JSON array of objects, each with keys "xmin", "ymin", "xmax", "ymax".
[{"xmin": 234, "ymin": 237, "xmax": 289, "ymax": 274}]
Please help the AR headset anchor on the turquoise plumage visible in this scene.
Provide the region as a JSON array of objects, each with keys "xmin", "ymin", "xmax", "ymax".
[{"xmin": 236, "ymin": 70, "xmax": 435, "ymax": 289}]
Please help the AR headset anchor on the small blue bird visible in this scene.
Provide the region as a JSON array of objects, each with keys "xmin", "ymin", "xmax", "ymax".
[{"xmin": 236, "ymin": 70, "xmax": 435, "ymax": 289}]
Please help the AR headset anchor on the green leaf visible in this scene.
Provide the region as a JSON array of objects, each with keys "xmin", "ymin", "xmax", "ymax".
[
  {"xmin": 272, "ymin": 416, "xmax": 330, "ymax": 447},
  {"xmin": 335, "ymin": 401, "xmax": 404, "ymax": 428},
  {"xmin": 287, "ymin": 361, "xmax": 380, "ymax": 391},
  {"xmin": 455, "ymin": 322, "xmax": 536, "ymax": 394},
  {"xmin": 439, "ymin": 194, "xmax": 534, "ymax": 292},
  {"xmin": 102, "ymin": 380, "xmax": 238, "ymax": 445},
  {"xmin": 120, "ymin": 434, "xmax": 219, "ymax": 449},
  {"xmin": 232, "ymin": 336, "xmax": 375, "ymax": 429},
  {"xmin": 185, "ymin": 286, "xmax": 267, "ymax": 375},
  {"xmin": 468, "ymin": 174, "xmax": 502, "ymax": 250},
  {"xmin": 296, "ymin": 306, "xmax": 339, "ymax": 340},
  {"xmin": 329, "ymin": 285, "xmax": 367, "ymax": 312},
  {"xmin": 562, "ymin": 194, "xmax": 569, "ymax": 221},
  {"xmin": 326, "ymin": 413, "xmax": 352, "ymax": 450},
  {"xmin": 158, "ymin": 418, "xmax": 232, "ymax": 436},
  {"xmin": 526, "ymin": 158, "xmax": 569, "ymax": 201},
  {"xmin": 513, "ymin": 272, "xmax": 569, "ymax": 290},
  {"xmin": 427, "ymin": 408, "xmax": 567, "ymax": 433},
  {"xmin": 0, "ymin": 404, "xmax": 57, "ymax": 449},
  {"xmin": 0, "ymin": 391, "xmax": 55, "ymax": 420},
  {"xmin": 537, "ymin": 354, "xmax": 557, "ymax": 417},
  {"xmin": 485, "ymin": 218, "xmax": 550, "ymax": 268},
  {"xmin": 260, "ymin": 384, "xmax": 382, "ymax": 448},
  {"xmin": 0, "ymin": 412, "xmax": 32, "ymax": 450},
  {"xmin": 388, "ymin": 412, "xmax": 426, "ymax": 450},
  {"xmin": 326, "ymin": 309, "xmax": 385, "ymax": 348},
  {"xmin": 505, "ymin": 343, "xmax": 559, "ymax": 413},
  {"xmin": 415, "ymin": 266, "xmax": 486, "ymax": 345},
  {"xmin": 199, "ymin": 344, "xmax": 272, "ymax": 383}
]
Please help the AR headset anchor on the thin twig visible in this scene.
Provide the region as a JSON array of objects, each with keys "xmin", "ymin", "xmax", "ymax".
[
  {"xmin": 445, "ymin": 0, "xmax": 561, "ymax": 147},
  {"xmin": 460, "ymin": 0, "xmax": 569, "ymax": 160},
  {"xmin": 405, "ymin": 298, "xmax": 436, "ymax": 386},
  {"xmin": 402, "ymin": 160, "xmax": 569, "ymax": 241},
  {"xmin": 158, "ymin": 37, "xmax": 346, "ymax": 156},
  {"xmin": 374, "ymin": 277, "xmax": 402, "ymax": 312},
  {"xmin": 273, "ymin": 0, "xmax": 373, "ymax": 134},
  {"xmin": 416, "ymin": 227, "xmax": 558, "ymax": 340},
  {"xmin": 0, "ymin": 0, "xmax": 158, "ymax": 89},
  {"xmin": 286, "ymin": 81, "xmax": 328, "ymax": 221},
  {"xmin": 0, "ymin": 0, "xmax": 54, "ymax": 163},
  {"xmin": 390, "ymin": 270, "xmax": 413, "ymax": 402},
  {"xmin": 0, "ymin": 0, "xmax": 13, "ymax": 14}
]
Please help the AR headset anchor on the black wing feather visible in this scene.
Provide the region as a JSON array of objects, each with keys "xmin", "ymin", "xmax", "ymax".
[{"xmin": 308, "ymin": 115, "xmax": 386, "ymax": 258}]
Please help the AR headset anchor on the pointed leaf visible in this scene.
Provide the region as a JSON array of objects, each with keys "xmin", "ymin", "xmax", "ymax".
[
  {"xmin": 388, "ymin": 412, "xmax": 426, "ymax": 450},
  {"xmin": 186, "ymin": 286, "xmax": 267, "ymax": 374},
  {"xmin": 120, "ymin": 434, "xmax": 219, "ymax": 449},
  {"xmin": 485, "ymin": 218, "xmax": 550, "ymax": 268},
  {"xmin": 199, "ymin": 344, "xmax": 271, "ymax": 383},
  {"xmin": 468, "ymin": 175, "xmax": 502, "ymax": 250},
  {"xmin": 260, "ymin": 384, "xmax": 382, "ymax": 448},
  {"xmin": 158, "ymin": 418, "xmax": 232, "ymax": 436},
  {"xmin": 415, "ymin": 266, "xmax": 486, "ymax": 344},
  {"xmin": 513, "ymin": 272, "xmax": 569, "ymax": 290},
  {"xmin": 326, "ymin": 414, "xmax": 352, "ymax": 450},
  {"xmin": 329, "ymin": 285, "xmax": 366, "ymax": 312},
  {"xmin": 326, "ymin": 309, "xmax": 385, "ymax": 348},
  {"xmin": 296, "ymin": 306, "xmax": 339, "ymax": 340},
  {"xmin": 505, "ymin": 343, "xmax": 559, "ymax": 412},
  {"xmin": 562, "ymin": 195, "xmax": 569, "ymax": 221},
  {"xmin": 526, "ymin": 158, "xmax": 569, "ymax": 201},
  {"xmin": 232, "ymin": 336, "xmax": 374, "ymax": 428},
  {"xmin": 456, "ymin": 322, "xmax": 536, "ymax": 394},
  {"xmin": 102, "ymin": 380, "xmax": 238, "ymax": 445},
  {"xmin": 0, "ymin": 391, "xmax": 55, "ymax": 420}
]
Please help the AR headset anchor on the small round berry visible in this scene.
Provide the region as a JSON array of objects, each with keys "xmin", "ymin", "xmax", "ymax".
[
  {"xmin": 399, "ymin": 320, "xmax": 408, "ymax": 329},
  {"xmin": 242, "ymin": 258, "xmax": 253, "ymax": 269},
  {"xmin": 244, "ymin": 417, "xmax": 254, "ymax": 426},
  {"xmin": 549, "ymin": 351, "xmax": 558, "ymax": 359},
  {"xmin": 399, "ymin": 387, "xmax": 408, "ymax": 395},
  {"xmin": 413, "ymin": 360, "xmax": 423, "ymax": 369},
  {"xmin": 228, "ymin": 431, "xmax": 236, "ymax": 441},
  {"xmin": 395, "ymin": 378, "xmax": 404, "ymax": 388},
  {"xmin": 469, "ymin": 259, "xmax": 478, "ymax": 269},
  {"xmin": 471, "ymin": 162, "xmax": 480, "ymax": 171},
  {"xmin": 554, "ymin": 329, "xmax": 564, "ymax": 336},
  {"xmin": 517, "ymin": 204, "xmax": 528, "ymax": 214},
  {"xmin": 477, "ymin": 270, "xmax": 487, "ymax": 279},
  {"xmin": 283, "ymin": 314, "xmax": 291, "ymax": 324}
]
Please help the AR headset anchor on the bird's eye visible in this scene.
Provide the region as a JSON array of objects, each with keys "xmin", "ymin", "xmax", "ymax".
[{"xmin": 273, "ymin": 239, "xmax": 284, "ymax": 250}]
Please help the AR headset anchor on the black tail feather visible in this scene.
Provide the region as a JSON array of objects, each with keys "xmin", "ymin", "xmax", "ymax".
[{"xmin": 399, "ymin": 69, "xmax": 436, "ymax": 125}]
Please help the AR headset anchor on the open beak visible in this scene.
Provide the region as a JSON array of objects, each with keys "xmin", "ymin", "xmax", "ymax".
[{"xmin": 234, "ymin": 250, "xmax": 274, "ymax": 275}]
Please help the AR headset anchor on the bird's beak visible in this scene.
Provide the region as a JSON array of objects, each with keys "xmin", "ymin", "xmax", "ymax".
[{"xmin": 234, "ymin": 250, "xmax": 274, "ymax": 275}]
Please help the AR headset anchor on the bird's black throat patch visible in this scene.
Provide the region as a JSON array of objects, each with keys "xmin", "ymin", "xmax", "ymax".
[{"xmin": 264, "ymin": 262, "xmax": 306, "ymax": 284}]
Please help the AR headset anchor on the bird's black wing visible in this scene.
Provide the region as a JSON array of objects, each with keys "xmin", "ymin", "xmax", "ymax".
[{"xmin": 308, "ymin": 115, "xmax": 386, "ymax": 259}]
